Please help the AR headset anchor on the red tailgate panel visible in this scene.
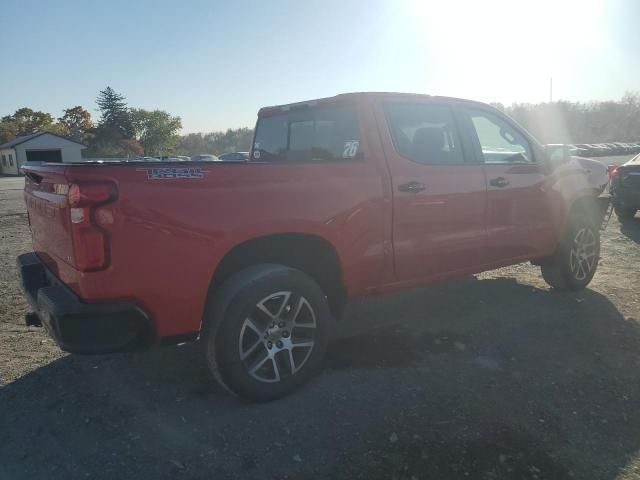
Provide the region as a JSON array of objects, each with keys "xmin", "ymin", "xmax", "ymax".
[{"xmin": 24, "ymin": 167, "xmax": 75, "ymax": 278}]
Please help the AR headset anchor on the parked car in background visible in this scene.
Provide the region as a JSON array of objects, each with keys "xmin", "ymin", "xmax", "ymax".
[
  {"xmin": 600, "ymin": 144, "xmax": 612, "ymax": 155},
  {"xmin": 191, "ymin": 154, "xmax": 219, "ymax": 161},
  {"xmin": 562, "ymin": 143, "xmax": 639, "ymax": 158},
  {"xmin": 155, "ymin": 156, "xmax": 188, "ymax": 162},
  {"xmin": 218, "ymin": 152, "xmax": 249, "ymax": 161},
  {"xmin": 17, "ymin": 92, "xmax": 611, "ymax": 400},
  {"xmin": 568, "ymin": 144, "xmax": 589, "ymax": 157},
  {"xmin": 616, "ymin": 143, "xmax": 634, "ymax": 154},
  {"xmin": 584, "ymin": 145, "xmax": 602, "ymax": 156},
  {"xmin": 626, "ymin": 143, "xmax": 640, "ymax": 154},
  {"xmin": 610, "ymin": 154, "xmax": 640, "ymax": 220},
  {"xmin": 607, "ymin": 143, "xmax": 625, "ymax": 155},
  {"xmin": 605, "ymin": 144, "xmax": 620, "ymax": 155},
  {"xmin": 573, "ymin": 144, "xmax": 594, "ymax": 156}
]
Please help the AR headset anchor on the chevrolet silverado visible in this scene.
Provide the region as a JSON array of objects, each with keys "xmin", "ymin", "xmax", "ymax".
[{"xmin": 17, "ymin": 92, "xmax": 610, "ymax": 400}]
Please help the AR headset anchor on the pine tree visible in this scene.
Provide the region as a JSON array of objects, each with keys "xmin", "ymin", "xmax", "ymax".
[{"xmin": 96, "ymin": 86, "xmax": 132, "ymax": 136}]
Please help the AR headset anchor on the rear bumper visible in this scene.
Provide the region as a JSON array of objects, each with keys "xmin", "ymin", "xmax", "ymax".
[{"xmin": 17, "ymin": 252, "xmax": 154, "ymax": 354}]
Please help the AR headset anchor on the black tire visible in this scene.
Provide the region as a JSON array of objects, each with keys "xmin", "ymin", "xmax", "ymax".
[
  {"xmin": 614, "ymin": 204, "xmax": 637, "ymax": 220},
  {"xmin": 201, "ymin": 264, "xmax": 331, "ymax": 401},
  {"xmin": 540, "ymin": 213, "xmax": 600, "ymax": 291}
]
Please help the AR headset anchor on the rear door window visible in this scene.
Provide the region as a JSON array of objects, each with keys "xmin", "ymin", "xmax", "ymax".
[
  {"xmin": 384, "ymin": 102, "xmax": 464, "ymax": 165},
  {"xmin": 253, "ymin": 105, "xmax": 361, "ymax": 162}
]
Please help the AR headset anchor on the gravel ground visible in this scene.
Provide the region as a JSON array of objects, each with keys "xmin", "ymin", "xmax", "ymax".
[{"xmin": 1, "ymin": 160, "xmax": 639, "ymax": 480}]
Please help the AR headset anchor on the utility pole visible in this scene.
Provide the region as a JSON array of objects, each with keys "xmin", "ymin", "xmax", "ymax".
[{"xmin": 549, "ymin": 77, "xmax": 553, "ymax": 103}]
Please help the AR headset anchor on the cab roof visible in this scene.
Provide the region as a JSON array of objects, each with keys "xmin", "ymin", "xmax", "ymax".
[{"xmin": 258, "ymin": 92, "xmax": 490, "ymax": 116}]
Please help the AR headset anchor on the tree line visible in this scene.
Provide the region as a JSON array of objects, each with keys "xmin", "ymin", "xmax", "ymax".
[
  {"xmin": 493, "ymin": 92, "xmax": 640, "ymax": 145},
  {"xmin": 3, "ymin": 90, "xmax": 640, "ymax": 157},
  {"xmin": 0, "ymin": 87, "xmax": 252, "ymax": 157}
]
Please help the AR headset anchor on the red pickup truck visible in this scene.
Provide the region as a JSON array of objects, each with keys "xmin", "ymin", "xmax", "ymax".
[{"xmin": 18, "ymin": 92, "xmax": 609, "ymax": 400}]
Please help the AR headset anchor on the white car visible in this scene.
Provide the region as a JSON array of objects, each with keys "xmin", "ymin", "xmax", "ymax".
[
  {"xmin": 218, "ymin": 152, "xmax": 249, "ymax": 161},
  {"xmin": 191, "ymin": 154, "xmax": 219, "ymax": 161}
]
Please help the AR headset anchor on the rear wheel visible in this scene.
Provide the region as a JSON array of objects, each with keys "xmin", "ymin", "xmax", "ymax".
[
  {"xmin": 540, "ymin": 213, "xmax": 600, "ymax": 291},
  {"xmin": 202, "ymin": 264, "xmax": 331, "ymax": 401},
  {"xmin": 614, "ymin": 204, "xmax": 637, "ymax": 220}
]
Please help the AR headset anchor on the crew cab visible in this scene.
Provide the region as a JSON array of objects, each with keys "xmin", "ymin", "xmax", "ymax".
[{"xmin": 17, "ymin": 92, "xmax": 609, "ymax": 400}]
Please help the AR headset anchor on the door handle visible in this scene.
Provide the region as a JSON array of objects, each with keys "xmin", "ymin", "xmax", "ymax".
[
  {"xmin": 398, "ymin": 181, "xmax": 426, "ymax": 193},
  {"xmin": 489, "ymin": 177, "xmax": 509, "ymax": 188}
]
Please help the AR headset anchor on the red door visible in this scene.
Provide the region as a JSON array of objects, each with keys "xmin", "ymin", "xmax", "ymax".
[
  {"xmin": 375, "ymin": 99, "xmax": 488, "ymax": 283},
  {"xmin": 460, "ymin": 106, "xmax": 556, "ymax": 263}
]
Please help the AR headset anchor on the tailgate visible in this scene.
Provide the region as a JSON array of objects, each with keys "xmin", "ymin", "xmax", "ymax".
[{"xmin": 23, "ymin": 166, "xmax": 74, "ymax": 269}]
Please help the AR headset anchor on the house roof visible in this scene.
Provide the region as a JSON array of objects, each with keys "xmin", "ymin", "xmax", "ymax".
[{"xmin": 0, "ymin": 132, "xmax": 87, "ymax": 149}]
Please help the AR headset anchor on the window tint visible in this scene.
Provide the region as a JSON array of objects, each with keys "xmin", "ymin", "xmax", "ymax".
[
  {"xmin": 9, "ymin": 154, "xmax": 14, "ymax": 166},
  {"xmin": 384, "ymin": 102, "xmax": 464, "ymax": 164},
  {"xmin": 465, "ymin": 108, "xmax": 533, "ymax": 163},
  {"xmin": 1, "ymin": 154, "xmax": 6, "ymax": 167},
  {"xmin": 253, "ymin": 105, "xmax": 361, "ymax": 162}
]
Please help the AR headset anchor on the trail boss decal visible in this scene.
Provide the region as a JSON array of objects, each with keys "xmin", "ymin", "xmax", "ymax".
[{"xmin": 138, "ymin": 167, "xmax": 209, "ymax": 179}]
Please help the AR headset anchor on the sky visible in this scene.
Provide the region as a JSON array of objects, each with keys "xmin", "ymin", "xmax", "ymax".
[{"xmin": 1, "ymin": 0, "xmax": 639, "ymax": 133}]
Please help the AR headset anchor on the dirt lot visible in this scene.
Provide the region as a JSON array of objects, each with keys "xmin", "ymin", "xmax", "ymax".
[{"xmin": 1, "ymin": 163, "xmax": 639, "ymax": 480}]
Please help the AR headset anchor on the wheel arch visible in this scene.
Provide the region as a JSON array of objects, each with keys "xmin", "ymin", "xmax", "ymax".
[
  {"xmin": 206, "ymin": 233, "xmax": 346, "ymax": 321},
  {"xmin": 566, "ymin": 191, "xmax": 605, "ymax": 226}
]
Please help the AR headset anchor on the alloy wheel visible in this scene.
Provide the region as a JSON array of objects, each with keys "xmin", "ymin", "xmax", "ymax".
[
  {"xmin": 569, "ymin": 227, "xmax": 597, "ymax": 281},
  {"xmin": 238, "ymin": 291, "xmax": 316, "ymax": 383}
]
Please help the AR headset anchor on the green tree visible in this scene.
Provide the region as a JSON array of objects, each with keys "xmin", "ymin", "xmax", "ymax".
[
  {"xmin": 0, "ymin": 121, "xmax": 16, "ymax": 144},
  {"xmin": 58, "ymin": 106, "xmax": 93, "ymax": 143},
  {"xmin": 84, "ymin": 126, "xmax": 143, "ymax": 157},
  {"xmin": 0, "ymin": 108, "xmax": 54, "ymax": 140},
  {"xmin": 176, "ymin": 127, "xmax": 254, "ymax": 156},
  {"xmin": 177, "ymin": 132, "xmax": 207, "ymax": 155},
  {"xmin": 131, "ymin": 108, "xmax": 182, "ymax": 155},
  {"xmin": 96, "ymin": 86, "xmax": 132, "ymax": 136},
  {"xmin": 503, "ymin": 92, "xmax": 640, "ymax": 144},
  {"xmin": 88, "ymin": 87, "xmax": 135, "ymax": 156}
]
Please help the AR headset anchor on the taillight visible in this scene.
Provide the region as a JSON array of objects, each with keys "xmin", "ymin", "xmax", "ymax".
[
  {"xmin": 67, "ymin": 182, "xmax": 116, "ymax": 271},
  {"xmin": 68, "ymin": 183, "xmax": 113, "ymax": 207},
  {"xmin": 608, "ymin": 164, "xmax": 618, "ymax": 178}
]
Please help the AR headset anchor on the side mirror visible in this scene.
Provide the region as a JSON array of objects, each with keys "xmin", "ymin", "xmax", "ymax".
[{"xmin": 545, "ymin": 144, "xmax": 569, "ymax": 163}]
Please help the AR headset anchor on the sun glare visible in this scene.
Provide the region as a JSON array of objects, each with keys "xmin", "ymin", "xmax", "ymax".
[{"xmin": 400, "ymin": 0, "xmax": 606, "ymax": 103}]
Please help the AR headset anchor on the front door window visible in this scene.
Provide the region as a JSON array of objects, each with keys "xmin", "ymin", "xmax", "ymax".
[{"xmin": 466, "ymin": 109, "xmax": 534, "ymax": 164}]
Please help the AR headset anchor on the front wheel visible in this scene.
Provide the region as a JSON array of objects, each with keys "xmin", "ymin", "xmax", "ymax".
[
  {"xmin": 540, "ymin": 213, "xmax": 600, "ymax": 291},
  {"xmin": 202, "ymin": 264, "xmax": 331, "ymax": 401}
]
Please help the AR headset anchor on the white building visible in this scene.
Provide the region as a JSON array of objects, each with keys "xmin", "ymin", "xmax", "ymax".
[{"xmin": 0, "ymin": 132, "xmax": 87, "ymax": 175}]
